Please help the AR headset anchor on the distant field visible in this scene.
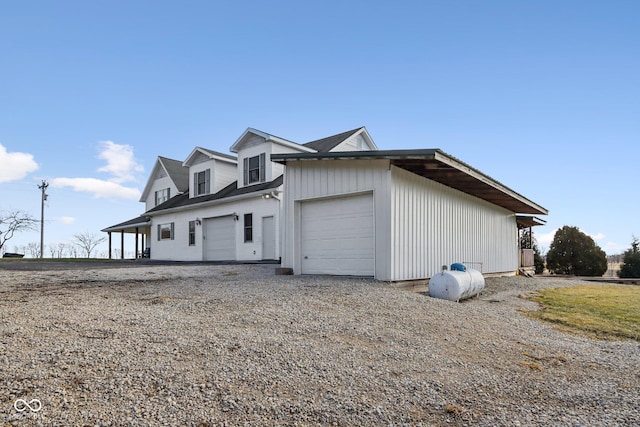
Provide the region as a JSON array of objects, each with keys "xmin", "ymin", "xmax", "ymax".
[
  {"xmin": 604, "ymin": 262, "xmax": 621, "ymax": 277},
  {"xmin": 525, "ymin": 284, "xmax": 640, "ymax": 341}
]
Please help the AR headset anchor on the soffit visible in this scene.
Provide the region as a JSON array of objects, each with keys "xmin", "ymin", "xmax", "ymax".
[{"xmin": 271, "ymin": 149, "xmax": 548, "ymax": 215}]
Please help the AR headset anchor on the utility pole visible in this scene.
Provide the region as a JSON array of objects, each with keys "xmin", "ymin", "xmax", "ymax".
[{"xmin": 38, "ymin": 180, "xmax": 49, "ymax": 258}]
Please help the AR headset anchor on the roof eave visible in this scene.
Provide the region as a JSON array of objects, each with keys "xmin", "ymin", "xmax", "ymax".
[
  {"xmin": 146, "ymin": 186, "xmax": 282, "ymax": 217},
  {"xmin": 271, "ymin": 149, "xmax": 548, "ymax": 216}
]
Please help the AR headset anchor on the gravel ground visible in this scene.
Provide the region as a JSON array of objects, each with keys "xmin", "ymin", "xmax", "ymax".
[{"xmin": 0, "ymin": 264, "xmax": 638, "ymax": 426}]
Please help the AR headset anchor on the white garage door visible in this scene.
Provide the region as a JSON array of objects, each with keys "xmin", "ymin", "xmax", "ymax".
[
  {"xmin": 204, "ymin": 216, "xmax": 236, "ymax": 261},
  {"xmin": 300, "ymin": 193, "xmax": 374, "ymax": 276}
]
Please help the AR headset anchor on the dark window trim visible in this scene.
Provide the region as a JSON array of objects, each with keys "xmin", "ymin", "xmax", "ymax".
[
  {"xmin": 243, "ymin": 153, "xmax": 266, "ymax": 185},
  {"xmin": 157, "ymin": 222, "xmax": 174, "ymax": 241},
  {"xmin": 244, "ymin": 213, "xmax": 253, "ymax": 242},
  {"xmin": 188, "ymin": 220, "xmax": 196, "ymax": 246},
  {"xmin": 194, "ymin": 169, "xmax": 211, "ymax": 196}
]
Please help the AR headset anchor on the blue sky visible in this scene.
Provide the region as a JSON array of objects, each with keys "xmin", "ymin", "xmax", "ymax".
[{"xmin": 1, "ymin": 0, "xmax": 638, "ymax": 257}]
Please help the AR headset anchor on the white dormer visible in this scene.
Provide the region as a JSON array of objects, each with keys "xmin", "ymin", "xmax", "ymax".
[
  {"xmin": 183, "ymin": 147, "xmax": 237, "ymax": 198},
  {"xmin": 139, "ymin": 156, "xmax": 189, "ymax": 211},
  {"xmin": 231, "ymin": 128, "xmax": 315, "ymax": 189}
]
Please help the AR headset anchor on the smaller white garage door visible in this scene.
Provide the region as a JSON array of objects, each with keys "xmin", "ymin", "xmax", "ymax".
[
  {"xmin": 300, "ymin": 193, "xmax": 374, "ymax": 276},
  {"xmin": 204, "ymin": 216, "xmax": 236, "ymax": 261}
]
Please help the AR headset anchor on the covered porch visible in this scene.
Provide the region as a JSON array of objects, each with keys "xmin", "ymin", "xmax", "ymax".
[
  {"xmin": 101, "ymin": 216, "xmax": 151, "ymax": 259},
  {"xmin": 517, "ymin": 215, "xmax": 546, "ymax": 269}
]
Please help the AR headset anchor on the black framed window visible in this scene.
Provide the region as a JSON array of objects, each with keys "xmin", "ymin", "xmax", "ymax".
[
  {"xmin": 244, "ymin": 214, "xmax": 253, "ymax": 242},
  {"xmin": 194, "ymin": 169, "xmax": 210, "ymax": 196},
  {"xmin": 155, "ymin": 188, "xmax": 170, "ymax": 206},
  {"xmin": 188, "ymin": 221, "xmax": 196, "ymax": 246},
  {"xmin": 157, "ymin": 223, "xmax": 174, "ymax": 240},
  {"xmin": 243, "ymin": 153, "xmax": 266, "ymax": 185}
]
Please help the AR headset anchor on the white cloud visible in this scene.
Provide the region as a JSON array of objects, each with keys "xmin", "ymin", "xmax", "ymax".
[
  {"xmin": 49, "ymin": 140, "xmax": 144, "ymax": 200},
  {"xmin": 0, "ymin": 144, "xmax": 39, "ymax": 183},
  {"xmin": 58, "ymin": 216, "xmax": 76, "ymax": 224},
  {"xmin": 588, "ymin": 232, "xmax": 605, "ymax": 242},
  {"xmin": 535, "ymin": 229, "xmax": 557, "ymax": 249},
  {"xmin": 97, "ymin": 141, "xmax": 144, "ymax": 184},
  {"xmin": 51, "ymin": 177, "xmax": 141, "ymax": 200},
  {"xmin": 604, "ymin": 241, "xmax": 626, "ymax": 254}
]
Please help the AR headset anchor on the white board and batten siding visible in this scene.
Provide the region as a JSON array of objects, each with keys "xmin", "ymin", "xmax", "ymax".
[
  {"xmin": 390, "ymin": 166, "xmax": 518, "ymax": 281},
  {"xmin": 281, "ymin": 160, "xmax": 392, "ymax": 279},
  {"xmin": 281, "ymin": 159, "xmax": 520, "ymax": 281}
]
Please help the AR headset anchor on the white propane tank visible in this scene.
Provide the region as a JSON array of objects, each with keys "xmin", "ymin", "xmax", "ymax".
[{"xmin": 428, "ymin": 264, "xmax": 485, "ymax": 302}]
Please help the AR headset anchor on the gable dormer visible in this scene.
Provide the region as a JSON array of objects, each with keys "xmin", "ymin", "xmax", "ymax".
[
  {"xmin": 140, "ymin": 156, "xmax": 189, "ymax": 211},
  {"xmin": 231, "ymin": 128, "xmax": 315, "ymax": 188},
  {"xmin": 303, "ymin": 127, "xmax": 378, "ymax": 152},
  {"xmin": 183, "ymin": 147, "xmax": 237, "ymax": 198}
]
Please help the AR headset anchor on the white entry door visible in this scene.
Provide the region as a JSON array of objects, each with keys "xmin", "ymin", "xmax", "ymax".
[
  {"xmin": 262, "ymin": 216, "xmax": 276, "ymax": 260},
  {"xmin": 300, "ymin": 193, "xmax": 374, "ymax": 276},
  {"xmin": 204, "ymin": 216, "xmax": 236, "ymax": 261}
]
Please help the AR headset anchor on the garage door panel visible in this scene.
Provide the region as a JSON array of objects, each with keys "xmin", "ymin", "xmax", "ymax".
[
  {"xmin": 301, "ymin": 194, "xmax": 374, "ymax": 276},
  {"xmin": 204, "ymin": 216, "xmax": 235, "ymax": 261}
]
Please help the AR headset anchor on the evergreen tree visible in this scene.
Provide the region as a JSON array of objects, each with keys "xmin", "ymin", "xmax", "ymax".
[
  {"xmin": 546, "ymin": 226, "xmax": 607, "ymax": 276},
  {"xmin": 619, "ymin": 236, "xmax": 640, "ymax": 278}
]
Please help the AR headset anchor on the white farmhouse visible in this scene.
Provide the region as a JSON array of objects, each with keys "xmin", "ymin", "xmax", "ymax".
[
  {"xmin": 103, "ymin": 126, "xmax": 546, "ymax": 280},
  {"xmin": 102, "ymin": 127, "xmax": 377, "ymax": 261}
]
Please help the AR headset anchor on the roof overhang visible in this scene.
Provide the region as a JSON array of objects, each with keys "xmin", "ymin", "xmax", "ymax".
[
  {"xmin": 102, "ymin": 216, "xmax": 151, "ymax": 233},
  {"xmin": 516, "ymin": 215, "xmax": 547, "ymax": 228},
  {"xmin": 271, "ymin": 149, "xmax": 548, "ymax": 215},
  {"xmin": 146, "ymin": 187, "xmax": 281, "ymax": 217}
]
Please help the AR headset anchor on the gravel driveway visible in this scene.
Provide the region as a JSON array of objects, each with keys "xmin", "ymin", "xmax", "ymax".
[{"xmin": 0, "ymin": 264, "xmax": 638, "ymax": 426}]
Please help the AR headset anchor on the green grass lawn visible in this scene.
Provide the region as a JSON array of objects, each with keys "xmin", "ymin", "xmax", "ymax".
[{"xmin": 524, "ymin": 284, "xmax": 640, "ymax": 341}]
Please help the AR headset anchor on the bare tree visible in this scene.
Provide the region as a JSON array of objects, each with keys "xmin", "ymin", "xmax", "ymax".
[
  {"xmin": 56, "ymin": 242, "xmax": 67, "ymax": 258},
  {"xmin": 0, "ymin": 210, "xmax": 38, "ymax": 253},
  {"xmin": 73, "ymin": 232, "xmax": 107, "ymax": 258},
  {"xmin": 26, "ymin": 242, "xmax": 40, "ymax": 258}
]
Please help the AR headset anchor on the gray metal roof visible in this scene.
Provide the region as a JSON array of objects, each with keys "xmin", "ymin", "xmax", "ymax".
[{"xmin": 271, "ymin": 149, "xmax": 548, "ymax": 215}]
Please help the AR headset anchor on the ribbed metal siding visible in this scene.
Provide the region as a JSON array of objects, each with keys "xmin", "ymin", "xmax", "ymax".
[
  {"xmin": 390, "ymin": 166, "xmax": 517, "ymax": 281},
  {"xmin": 281, "ymin": 160, "xmax": 391, "ymax": 279}
]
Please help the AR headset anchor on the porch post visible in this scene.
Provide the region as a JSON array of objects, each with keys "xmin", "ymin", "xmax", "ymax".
[
  {"xmin": 120, "ymin": 232, "xmax": 125, "ymax": 259},
  {"xmin": 135, "ymin": 227, "xmax": 139, "ymax": 258},
  {"xmin": 108, "ymin": 232, "xmax": 112, "ymax": 259}
]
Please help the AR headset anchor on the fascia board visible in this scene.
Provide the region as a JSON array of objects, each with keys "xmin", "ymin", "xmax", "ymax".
[{"xmin": 139, "ymin": 159, "xmax": 164, "ymax": 202}]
